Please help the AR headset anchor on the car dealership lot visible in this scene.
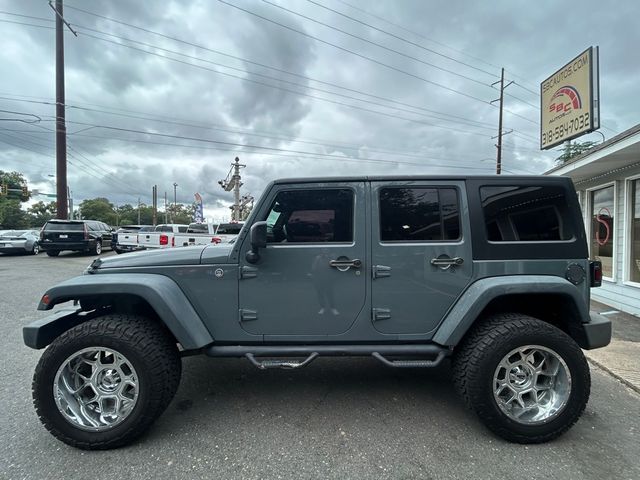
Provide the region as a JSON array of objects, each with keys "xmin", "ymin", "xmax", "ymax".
[{"xmin": 1, "ymin": 252, "xmax": 639, "ymax": 480}]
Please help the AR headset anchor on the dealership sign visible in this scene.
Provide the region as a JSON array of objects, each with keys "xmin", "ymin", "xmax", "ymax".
[{"xmin": 540, "ymin": 47, "xmax": 600, "ymax": 149}]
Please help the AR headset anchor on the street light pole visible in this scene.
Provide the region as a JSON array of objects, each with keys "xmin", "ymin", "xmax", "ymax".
[{"xmin": 172, "ymin": 182, "xmax": 178, "ymax": 223}]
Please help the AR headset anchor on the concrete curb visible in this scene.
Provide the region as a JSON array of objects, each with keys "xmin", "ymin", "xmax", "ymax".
[{"xmin": 586, "ymin": 356, "xmax": 640, "ymax": 395}]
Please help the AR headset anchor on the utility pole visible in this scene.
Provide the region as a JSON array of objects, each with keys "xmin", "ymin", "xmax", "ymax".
[
  {"xmin": 50, "ymin": 1, "xmax": 77, "ymax": 218},
  {"xmin": 152, "ymin": 185, "xmax": 157, "ymax": 226},
  {"xmin": 67, "ymin": 185, "xmax": 72, "ymax": 218},
  {"xmin": 173, "ymin": 182, "xmax": 178, "ymax": 223},
  {"xmin": 164, "ymin": 191, "xmax": 168, "ymax": 224},
  {"xmin": 54, "ymin": 0, "xmax": 67, "ymax": 219},
  {"xmin": 137, "ymin": 197, "xmax": 141, "ymax": 224},
  {"xmin": 218, "ymin": 157, "xmax": 245, "ymax": 222},
  {"xmin": 491, "ymin": 68, "xmax": 513, "ymax": 175}
]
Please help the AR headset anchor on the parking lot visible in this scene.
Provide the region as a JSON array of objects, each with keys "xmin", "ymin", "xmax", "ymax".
[{"xmin": 1, "ymin": 251, "xmax": 639, "ymax": 480}]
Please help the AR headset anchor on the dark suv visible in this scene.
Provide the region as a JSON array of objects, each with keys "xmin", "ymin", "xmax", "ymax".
[{"xmin": 40, "ymin": 220, "xmax": 113, "ymax": 257}]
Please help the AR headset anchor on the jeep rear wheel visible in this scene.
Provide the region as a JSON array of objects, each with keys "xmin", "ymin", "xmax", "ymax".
[
  {"xmin": 32, "ymin": 314, "xmax": 181, "ymax": 450},
  {"xmin": 46, "ymin": 250, "xmax": 59, "ymax": 257},
  {"xmin": 453, "ymin": 313, "xmax": 590, "ymax": 443}
]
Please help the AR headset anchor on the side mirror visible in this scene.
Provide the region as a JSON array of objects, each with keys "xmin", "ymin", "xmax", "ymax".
[{"xmin": 246, "ymin": 221, "xmax": 267, "ymax": 264}]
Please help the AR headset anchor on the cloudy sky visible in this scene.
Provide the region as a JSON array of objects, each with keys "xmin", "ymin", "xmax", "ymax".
[{"xmin": 0, "ymin": 0, "xmax": 638, "ymax": 221}]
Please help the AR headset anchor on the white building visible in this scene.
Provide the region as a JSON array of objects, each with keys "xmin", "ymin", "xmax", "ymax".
[{"xmin": 546, "ymin": 123, "xmax": 640, "ymax": 316}]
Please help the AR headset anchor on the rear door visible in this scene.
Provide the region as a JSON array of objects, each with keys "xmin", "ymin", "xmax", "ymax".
[{"xmin": 370, "ymin": 181, "xmax": 473, "ymax": 335}]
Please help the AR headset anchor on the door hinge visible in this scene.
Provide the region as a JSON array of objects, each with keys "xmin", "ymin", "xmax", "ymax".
[
  {"xmin": 372, "ymin": 308, "xmax": 391, "ymax": 321},
  {"xmin": 239, "ymin": 309, "xmax": 258, "ymax": 322},
  {"xmin": 372, "ymin": 265, "xmax": 391, "ymax": 279},
  {"xmin": 240, "ymin": 265, "xmax": 258, "ymax": 279}
]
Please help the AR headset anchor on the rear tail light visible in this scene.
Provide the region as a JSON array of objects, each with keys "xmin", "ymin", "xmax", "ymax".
[
  {"xmin": 590, "ymin": 261, "xmax": 602, "ymax": 287},
  {"xmin": 159, "ymin": 234, "xmax": 168, "ymax": 246},
  {"xmin": 40, "ymin": 227, "xmax": 44, "ymax": 241},
  {"xmin": 212, "ymin": 237, "xmax": 221, "ymax": 244}
]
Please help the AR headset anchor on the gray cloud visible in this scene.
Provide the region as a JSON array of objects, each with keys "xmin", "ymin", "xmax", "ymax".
[{"xmin": 1, "ymin": 0, "xmax": 638, "ymax": 220}]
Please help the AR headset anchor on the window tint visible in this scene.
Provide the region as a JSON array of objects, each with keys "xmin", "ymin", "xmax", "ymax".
[
  {"xmin": 217, "ymin": 223, "xmax": 243, "ymax": 235},
  {"xmin": 630, "ymin": 179, "xmax": 640, "ymax": 283},
  {"xmin": 480, "ymin": 185, "xmax": 573, "ymax": 242},
  {"xmin": 178, "ymin": 226, "xmax": 188, "ymax": 233},
  {"xmin": 44, "ymin": 222, "xmax": 85, "ymax": 231},
  {"xmin": 379, "ymin": 187, "xmax": 460, "ymax": 242},
  {"xmin": 265, "ymin": 189, "xmax": 354, "ymax": 243},
  {"xmin": 156, "ymin": 225, "xmax": 172, "ymax": 232}
]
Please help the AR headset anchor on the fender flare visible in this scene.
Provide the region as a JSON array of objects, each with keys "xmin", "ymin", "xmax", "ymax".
[
  {"xmin": 432, "ymin": 275, "xmax": 589, "ymax": 347},
  {"xmin": 32, "ymin": 273, "xmax": 214, "ymax": 350}
]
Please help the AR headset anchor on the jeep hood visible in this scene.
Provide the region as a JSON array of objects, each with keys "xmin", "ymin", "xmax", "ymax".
[{"xmin": 92, "ymin": 244, "xmax": 234, "ymax": 269}]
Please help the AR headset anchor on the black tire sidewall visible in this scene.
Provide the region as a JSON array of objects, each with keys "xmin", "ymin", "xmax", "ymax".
[
  {"xmin": 34, "ymin": 332, "xmax": 158, "ymax": 447},
  {"xmin": 471, "ymin": 324, "xmax": 589, "ymax": 440}
]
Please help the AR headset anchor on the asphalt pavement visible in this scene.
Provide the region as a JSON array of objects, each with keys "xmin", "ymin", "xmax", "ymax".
[{"xmin": 1, "ymin": 251, "xmax": 639, "ymax": 480}]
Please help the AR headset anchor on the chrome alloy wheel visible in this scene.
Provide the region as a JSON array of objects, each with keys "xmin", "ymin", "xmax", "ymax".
[
  {"xmin": 493, "ymin": 345, "xmax": 571, "ymax": 424},
  {"xmin": 53, "ymin": 347, "xmax": 139, "ymax": 431}
]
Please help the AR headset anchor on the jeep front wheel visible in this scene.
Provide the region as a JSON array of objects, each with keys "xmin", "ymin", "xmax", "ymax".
[
  {"xmin": 453, "ymin": 313, "xmax": 590, "ymax": 443},
  {"xmin": 32, "ymin": 315, "xmax": 181, "ymax": 449}
]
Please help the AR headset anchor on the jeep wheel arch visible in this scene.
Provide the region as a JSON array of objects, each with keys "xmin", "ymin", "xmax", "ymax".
[{"xmin": 31, "ymin": 274, "xmax": 214, "ymax": 350}]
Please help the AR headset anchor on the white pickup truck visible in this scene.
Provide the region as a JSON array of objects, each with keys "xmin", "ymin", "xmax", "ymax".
[
  {"xmin": 137, "ymin": 224, "xmax": 189, "ymax": 249},
  {"xmin": 172, "ymin": 222, "xmax": 244, "ymax": 247}
]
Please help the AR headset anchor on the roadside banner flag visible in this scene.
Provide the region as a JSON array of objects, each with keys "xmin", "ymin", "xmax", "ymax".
[{"xmin": 194, "ymin": 193, "xmax": 204, "ymax": 223}]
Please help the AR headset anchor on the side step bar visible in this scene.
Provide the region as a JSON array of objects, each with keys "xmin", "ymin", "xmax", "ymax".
[
  {"xmin": 371, "ymin": 351, "xmax": 446, "ymax": 368},
  {"xmin": 205, "ymin": 344, "xmax": 450, "ymax": 370},
  {"xmin": 245, "ymin": 352, "xmax": 319, "ymax": 370}
]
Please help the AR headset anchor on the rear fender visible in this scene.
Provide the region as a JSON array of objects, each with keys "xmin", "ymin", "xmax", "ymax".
[{"xmin": 432, "ymin": 276, "xmax": 590, "ymax": 347}]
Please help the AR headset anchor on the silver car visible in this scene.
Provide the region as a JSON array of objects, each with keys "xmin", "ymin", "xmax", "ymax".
[{"xmin": 0, "ymin": 230, "xmax": 41, "ymax": 255}]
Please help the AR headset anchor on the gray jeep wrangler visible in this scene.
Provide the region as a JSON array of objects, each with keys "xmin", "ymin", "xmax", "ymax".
[{"xmin": 24, "ymin": 176, "xmax": 611, "ymax": 449}]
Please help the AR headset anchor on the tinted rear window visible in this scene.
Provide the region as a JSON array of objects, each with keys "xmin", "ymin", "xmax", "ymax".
[
  {"xmin": 44, "ymin": 222, "xmax": 85, "ymax": 231},
  {"xmin": 480, "ymin": 186, "xmax": 573, "ymax": 241},
  {"xmin": 379, "ymin": 187, "xmax": 460, "ymax": 242},
  {"xmin": 217, "ymin": 223, "xmax": 243, "ymax": 235}
]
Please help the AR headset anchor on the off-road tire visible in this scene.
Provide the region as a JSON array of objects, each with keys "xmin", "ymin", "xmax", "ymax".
[
  {"xmin": 452, "ymin": 313, "xmax": 590, "ymax": 444},
  {"xmin": 46, "ymin": 250, "xmax": 59, "ymax": 257},
  {"xmin": 32, "ymin": 314, "xmax": 181, "ymax": 450}
]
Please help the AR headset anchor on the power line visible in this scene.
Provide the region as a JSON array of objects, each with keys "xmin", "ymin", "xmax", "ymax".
[
  {"xmin": 333, "ymin": 0, "xmax": 503, "ymax": 73},
  {"xmin": 32, "ymin": 8, "xmax": 498, "ymax": 130},
  {"xmin": 216, "ymin": 1, "xmax": 494, "ymax": 107},
  {"xmin": 0, "ymin": 13, "xmax": 537, "ymax": 131},
  {"xmin": 0, "ymin": 94, "xmax": 502, "ymax": 162},
  {"xmin": 68, "ymin": 31, "xmax": 499, "ymax": 138},
  {"xmin": 305, "ymin": 0, "xmax": 498, "ymax": 78},
  {"xmin": 262, "ymin": 0, "xmax": 497, "ymax": 90},
  {"xmin": 0, "ymin": 16, "xmax": 498, "ymax": 137},
  {"xmin": 216, "ymin": 1, "xmax": 538, "ymax": 125}
]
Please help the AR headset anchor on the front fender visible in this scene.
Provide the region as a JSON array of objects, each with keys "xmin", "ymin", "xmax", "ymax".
[
  {"xmin": 29, "ymin": 273, "xmax": 214, "ymax": 350},
  {"xmin": 432, "ymin": 275, "xmax": 591, "ymax": 347}
]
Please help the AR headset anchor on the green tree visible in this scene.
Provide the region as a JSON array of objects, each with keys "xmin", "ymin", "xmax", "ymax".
[
  {"xmin": 28, "ymin": 201, "xmax": 56, "ymax": 228},
  {"xmin": 79, "ymin": 198, "xmax": 115, "ymax": 223},
  {"xmin": 555, "ymin": 140, "xmax": 598, "ymax": 164},
  {"xmin": 0, "ymin": 199, "xmax": 30, "ymax": 229},
  {"xmin": 0, "ymin": 170, "xmax": 30, "ymax": 202},
  {"xmin": 0, "ymin": 171, "xmax": 31, "ymax": 228}
]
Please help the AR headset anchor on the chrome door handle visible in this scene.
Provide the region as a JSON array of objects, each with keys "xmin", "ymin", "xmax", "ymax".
[
  {"xmin": 329, "ymin": 258, "xmax": 362, "ymax": 271},
  {"xmin": 430, "ymin": 257, "xmax": 464, "ymax": 267}
]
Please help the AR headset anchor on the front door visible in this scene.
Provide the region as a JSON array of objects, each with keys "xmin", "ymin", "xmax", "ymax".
[
  {"xmin": 371, "ymin": 181, "xmax": 472, "ymax": 335},
  {"xmin": 239, "ymin": 183, "xmax": 367, "ymax": 336}
]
